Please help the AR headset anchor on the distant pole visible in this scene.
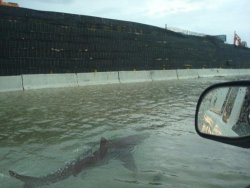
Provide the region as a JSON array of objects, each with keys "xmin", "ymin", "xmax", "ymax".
[
  {"xmin": 234, "ymin": 31, "xmax": 236, "ymax": 46},
  {"xmin": 165, "ymin": 24, "xmax": 167, "ymax": 30}
]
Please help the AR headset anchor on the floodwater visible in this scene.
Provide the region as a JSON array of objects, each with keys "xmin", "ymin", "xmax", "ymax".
[{"xmin": 0, "ymin": 77, "xmax": 249, "ymax": 188}]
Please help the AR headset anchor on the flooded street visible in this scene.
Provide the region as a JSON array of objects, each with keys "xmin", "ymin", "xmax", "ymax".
[{"xmin": 0, "ymin": 77, "xmax": 250, "ymax": 188}]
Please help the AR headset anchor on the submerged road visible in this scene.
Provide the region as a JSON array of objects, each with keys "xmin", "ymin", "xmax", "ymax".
[{"xmin": 0, "ymin": 76, "xmax": 249, "ymax": 188}]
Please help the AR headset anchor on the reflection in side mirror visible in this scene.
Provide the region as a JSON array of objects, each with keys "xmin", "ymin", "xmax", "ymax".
[
  {"xmin": 195, "ymin": 81, "xmax": 250, "ymax": 148},
  {"xmin": 197, "ymin": 86, "xmax": 250, "ymax": 137}
]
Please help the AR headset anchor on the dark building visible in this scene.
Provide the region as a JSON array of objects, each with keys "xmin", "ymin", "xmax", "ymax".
[{"xmin": 0, "ymin": 6, "xmax": 250, "ymax": 76}]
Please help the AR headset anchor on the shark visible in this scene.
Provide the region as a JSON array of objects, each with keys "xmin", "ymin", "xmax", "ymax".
[{"xmin": 9, "ymin": 134, "xmax": 148, "ymax": 188}]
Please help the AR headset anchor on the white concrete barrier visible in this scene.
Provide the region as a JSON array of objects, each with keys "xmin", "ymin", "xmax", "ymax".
[
  {"xmin": 0, "ymin": 75, "xmax": 23, "ymax": 92},
  {"xmin": 151, "ymin": 70, "xmax": 177, "ymax": 81},
  {"xmin": 216, "ymin": 69, "xmax": 229, "ymax": 76},
  {"xmin": 216, "ymin": 69, "xmax": 239, "ymax": 77},
  {"xmin": 197, "ymin": 69, "xmax": 221, "ymax": 78},
  {"xmin": 225, "ymin": 69, "xmax": 240, "ymax": 76},
  {"xmin": 1, "ymin": 69, "xmax": 250, "ymax": 92},
  {"xmin": 238, "ymin": 69, "xmax": 250, "ymax": 76},
  {"xmin": 119, "ymin": 71, "xmax": 152, "ymax": 83},
  {"xmin": 23, "ymin": 74, "xmax": 78, "ymax": 90},
  {"xmin": 77, "ymin": 72, "xmax": 119, "ymax": 86},
  {"xmin": 176, "ymin": 69, "xmax": 199, "ymax": 79}
]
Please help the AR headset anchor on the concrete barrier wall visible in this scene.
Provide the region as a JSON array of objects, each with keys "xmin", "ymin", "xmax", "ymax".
[
  {"xmin": 215, "ymin": 69, "xmax": 228, "ymax": 76},
  {"xmin": 197, "ymin": 69, "xmax": 220, "ymax": 77},
  {"xmin": 216, "ymin": 69, "xmax": 240, "ymax": 76},
  {"xmin": 226, "ymin": 69, "xmax": 240, "ymax": 76},
  {"xmin": 0, "ymin": 75, "xmax": 23, "ymax": 92},
  {"xmin": 23, "ymin": 74, "xmax": 78, "ymax": 90},
  {"xmin": 197, "ymin": 69, "xmax": 240, "ymax": 78},
  {"xmin": 77, "ymin": 72, "xmax": 119, "ymax": 86},
  {"xmin": 151, "ymin": 70, "xmax": 178, "ymax": 81},
  {"xmin": 119, "ymin": 71, "xmax": 152, "ymax": 83},
  {"xmin": 1, "ymin": 69, "xmax": 250, "ymax": 92},
  {"xmin": 238, "ymin": 69, "xmax": 250, "ymax": 76},
  {"xmin": 176, "ymin": 69, "xmax": 199, "ymax": 79}
]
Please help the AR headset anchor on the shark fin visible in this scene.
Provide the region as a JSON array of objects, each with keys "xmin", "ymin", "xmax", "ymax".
[
  {"xmin": 100, "ymin": 137, "xmax": 108, "ymax": 158},
  {"xmin": 118, "ymin": 152, "xmax": 137, "ymax": 173}
]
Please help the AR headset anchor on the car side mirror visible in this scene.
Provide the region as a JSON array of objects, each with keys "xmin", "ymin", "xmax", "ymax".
[{"xmin": 195, "ymin": 81, "xmax": 250, "ymax": 148}]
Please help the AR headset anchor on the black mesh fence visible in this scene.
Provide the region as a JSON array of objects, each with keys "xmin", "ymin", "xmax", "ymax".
[{"xmin": 1, "ymin": 6, "xmax": 250, "ymax": 76}]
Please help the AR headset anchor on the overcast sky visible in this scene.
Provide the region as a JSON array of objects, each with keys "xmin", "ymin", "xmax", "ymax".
[{"xmin": 11, "ymin": 0, "xmax": 250, "ymax": 44}]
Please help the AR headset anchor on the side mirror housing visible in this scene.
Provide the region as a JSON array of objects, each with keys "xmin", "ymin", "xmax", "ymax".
[{"xmin": 195, "ymin": 81, "xmax": 250, "ymax": 148}]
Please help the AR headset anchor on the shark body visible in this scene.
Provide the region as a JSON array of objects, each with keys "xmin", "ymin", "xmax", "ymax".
[{"xmin": 9, "ymin": 134, "xmax": 148, "ymax": 188}]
